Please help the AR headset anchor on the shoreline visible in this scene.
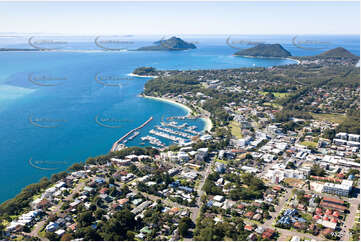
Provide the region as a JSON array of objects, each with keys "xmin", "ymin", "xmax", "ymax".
[
  {"xmin": 140, "ymin": 94, "xmax": 212, "ymax": 132},
  {"xmin": 201, "ymin": 117, "xmax": 213, "ymax": 133},
  {"xmin": 141, "ymin": 94, "xmax": 192, "ymax": 115},
  {"xmin": 128, "ymin": 73, "xmax": 159, "ymax": 78},
  {"xmin": 286, "ymin": 57, "xmax": 301, "ymax": 64},
  {"xmin": 234, "ymin": 54, "xmax": 301, "ymax": 65}
]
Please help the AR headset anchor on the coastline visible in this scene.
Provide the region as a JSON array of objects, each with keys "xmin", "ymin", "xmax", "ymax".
[
  {"xmin": 286, "ymin": 57, "xmax": 301, "ymax": 64},
  {"xmin": 234, "ymin": 54, "xmax": 301, "ymax": 65},
  {"xmin": 128, "ymin": 73, "xmax": 159, "ymax": 78},
  {"xmin": 140, "ymin": 94, "xmax": 212, "ymax": 132},
  {"xmin": 201, "ymin": 117, "xmax": 213, "ymax": 133},
  {"xmin": 141, "ymin": 94, "xmax": 192, "ymax": 115}
]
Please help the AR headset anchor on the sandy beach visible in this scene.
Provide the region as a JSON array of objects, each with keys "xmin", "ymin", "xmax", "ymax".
[
  {"xmin": 128, "ymin": 73, "xmax": 159, "ymax": 78},
  {"xmin": 202, "ymin": 117, "xmax": 213, "ymax": 132},
  {"xmin": 286, "ymin": 57, "xmax": 301, "ymax": 64},
  {"xmin": 141, "ymin": 95, "xmax": 192, "ymax": 114},
  {"xmin": 235, "ymin": 55, "xmax": 300, "ymax": 65},
  {"xmin": 141, "ymin": 95, "xmax": 213, "ymax": 132}
]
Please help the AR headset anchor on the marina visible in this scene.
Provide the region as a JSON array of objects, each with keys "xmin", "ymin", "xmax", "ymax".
[
  {"xmin": 122, "ymin": 131, "xmax": 140, "ymax": 144},
  {"xmin": 110, "ymin": 117, "xmax": 153, "ymax": 152},
  {"xmin": 149, "ymin": 129, "xmax": 187, "ymax": 144},
  {"xmin": 155, "ymin": 125, "xmax": 194, "ymax": 139},
  {"xmin": 110, "ymin": 115, "xmax": 203, "ymax": 151},
  {"xmin": 141, "ymin": 135, "xmax": 165, "ymax": 147},
  {"xmin": 161, "ymin": 121, "xmax": 188, "ymax": 129}
]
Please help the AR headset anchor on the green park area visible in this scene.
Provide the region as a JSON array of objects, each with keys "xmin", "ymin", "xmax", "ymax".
[{"xmin": 229, "ymin": 121, "xmax": 243, "ymax": 139}]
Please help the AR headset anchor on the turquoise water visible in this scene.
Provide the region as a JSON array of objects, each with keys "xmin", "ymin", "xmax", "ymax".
[{"xmin": 0, "ymin": 35, "xmax": 359, "ymax": 203}]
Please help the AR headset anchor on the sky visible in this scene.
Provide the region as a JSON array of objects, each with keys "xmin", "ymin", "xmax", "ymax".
[{"xmin": 0, "ymin": 1, "xmax": 359, "ymax": 35}]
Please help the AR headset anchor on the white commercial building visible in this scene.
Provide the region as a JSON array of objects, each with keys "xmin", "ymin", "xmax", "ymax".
[{"xmin": 322, "ymin": 180, "xmax": 353, "ymax": 197}]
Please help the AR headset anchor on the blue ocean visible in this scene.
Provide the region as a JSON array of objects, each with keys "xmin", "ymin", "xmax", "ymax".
[{"xmin": 0, "ymin": 35, "xmax": 359, "ymax": 202}]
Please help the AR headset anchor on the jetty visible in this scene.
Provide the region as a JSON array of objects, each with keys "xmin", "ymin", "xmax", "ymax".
[{"xmin": 110, "ymin": 116, "xmax": 153, "ymax": 152}]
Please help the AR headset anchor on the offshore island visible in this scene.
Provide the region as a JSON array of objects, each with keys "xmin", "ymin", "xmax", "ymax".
[
  {"xmin": 0, "ymin": 42, "xmax": 360, "ymax": 242},
  {"xmin": 0, "ymin": 36, "xmax": 197, "ymax": 52}
]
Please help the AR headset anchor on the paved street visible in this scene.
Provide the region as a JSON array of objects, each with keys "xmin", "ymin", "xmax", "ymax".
[
  {"xmin": 264, "ymin": 187, "xmax": 293, "ymax": 227},
  {"xmin": 23, "ymin": 179, "xmax": 87, "ymax": 240},
  {"xmin": 341, "ymin": 191, "xmax": 360, "ymax": 241}
]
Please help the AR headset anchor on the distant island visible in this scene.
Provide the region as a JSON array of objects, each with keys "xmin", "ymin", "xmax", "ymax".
[
  {"xmin": 234, "ymin": 43, "xmax": 292, "ymax": 58},
  {"xmin": 136, "ymin": 36, "xmax": 197, "ymax": 51},
  {"xmin": 132, "ymin": 67, "xmax": 159, "ymax": 76},
  {"xmin": 0, "ymin": 48, "xmax": 39, "ymax": 51},
  {"xmin": 317, "ymin": 47, "xmax": 359, "ymax": 60}
]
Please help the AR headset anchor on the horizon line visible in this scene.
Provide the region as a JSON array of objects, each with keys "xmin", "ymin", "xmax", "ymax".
[{"xmin": 0, "ymin": 33, "xmax": 360, "ymax": 36}]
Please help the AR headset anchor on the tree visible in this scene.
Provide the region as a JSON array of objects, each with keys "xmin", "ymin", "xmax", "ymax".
[
  {"xmin": 178, "ymin": 217, "xmax": 194, "ymax": 237},
  {"xmin": 196, "ymin": 226, "xmax": 214, "ymax": 241},
  {"xmin": 0, "ymin": 223, "xmax": 4, "ymax": 239},
  {"xmin": 245, "ymin": 154, "xmax": 253, "ymax": 160},
  {"xmin": 60, "ymin": 233, "xmax": 73, "ymax": 241},
  {"xmin": 67, "ymin": 163, "xmax": 84, "ymax": 172},
  {"xmin": 78, "ymin": 211, "xmax": 95, "ymax": 227},
  {"xmin": 89, "ymin": 203, "xmax": 97, "ymax": 211},
  {"xmin": 286, "ymin": 162, "xmax": 296, "ymax": 169},
  {"xmin": 45, "ymin": 232, "xmax": 59, "ymax": 241},
  {"xmin": 100, "ymin": 209, "xmax": 136, "ymax": 241},
  {"xmin": 95, "ymin": 208, "xmax": 105, "ymax": 220},
  {"xmin": 83, "ymin": 227, "xmax": 102, "ymax": 241},
  {"xmin": 310, "ymin": 165, "xmax": 326, "ymax": 177}
]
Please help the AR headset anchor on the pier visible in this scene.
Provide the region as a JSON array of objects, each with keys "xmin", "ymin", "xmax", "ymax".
[{"xmin": 110, "ymin": 116, "xmax": 153, "ymax": 152}]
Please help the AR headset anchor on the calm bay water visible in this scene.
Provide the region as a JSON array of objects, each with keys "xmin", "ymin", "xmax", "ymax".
[{"xmin": 0, "ymin": 35, "xmax": 359, "ymax": 203}]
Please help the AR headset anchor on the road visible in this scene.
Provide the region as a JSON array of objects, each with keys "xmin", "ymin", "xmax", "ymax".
[
  {"xmin": 341, "ymin": 191, "xmax": 360, "ymax": 241},
  {"xmin": 190, "ymin": 157, "xmax": 214, "ymax": 223},
  {"xmin": 275, "ymin": 226, "xmax": 326, "ymax": 241},
  {"xmin": 24, "ymin": 179, "xmax": 87, "ymax": 240},
  {"xmin": 264, "ymin": 187, "xmax": 293, "ymax": 227},
  {"xmin": 129, "ymin": 156, "xmax": 214, "ymax": 225},
  {"xmin": 301, "ymin": 183, "xmax": 360, "ymax": 240},
  {"xmin": 26, "ymin": 220, "xmax": 47, "ymax": 240}
]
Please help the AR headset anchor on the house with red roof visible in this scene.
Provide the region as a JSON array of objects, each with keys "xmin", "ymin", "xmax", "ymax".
[
  {"xmin": 118, "ymin": 198, "xmax": 129, "ymax": 206},
  {"xmin": 262, "ymin": 230, "xmax": 274, "ymax": 240},
  {"xmin": 244, "ymin": 225, "xmax": 254, "ymax": 232},
  {"xmin": 294, "ymin": 222, "xmax": 306, "ymax": 230},
  {"xmin": 244, "ymin": 211, "xmax": 255, "ymax": 219},
  {"xmin": 99, "ymin": 187, "xmax": 109, "ymax": 194},
  {"xmin": 332, "ymin": 211, "xmax": 340, "ymax": 217},
  {"xmin": 325, "ymin": 209, "xmax": 332, "ymax": 215}
]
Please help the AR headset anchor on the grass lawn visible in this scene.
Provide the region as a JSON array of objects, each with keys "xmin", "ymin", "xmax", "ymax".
[
  {"xmin": 31, "ymin": 193, "xmax": 42, "ymax": 201},
  {"xmin": 311, "ymin": 113, "xmax": 346, "ymax": 124},
  {"xmin": 215, "ymin": 159, "xmax": 228, "ymax": 165},
  {"xmin": 263, "ymin": 102, "xmax": 282, "ymax": 109},
  {"xmin": 14, "ymin": 235, "xmax": 24, "ymax": 241},
  {"xmin": 9, "ymin": 215, "xmax": 18, "ymax": 220},
  {"xmin": 38, "ymin": 228, "xmax": 46, "ymax": 239},
  {"xmin": 284, "ymin": 178, "xmax": 304, "ymax": 187},
  {"xmin": 229, "ymin": 121, "xmax": 243, "ymax": 139},
  {"xmin": 300, "ymin": 212, "xmax": 313, "ymax": 221},
  {"xmin": 260, "ymin": 91, "xmax": 289, "ymax": 98},
  {"xmin": 300, "ymin": 141, "xmax": 318, "ymax": 148},
  {"xmin": 1, "ymin": 219, "xmax": 9, "ymax": 226},
  {"xmin": 243, "ymin": 218, "xmax": 261, "ymax": 225}
]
